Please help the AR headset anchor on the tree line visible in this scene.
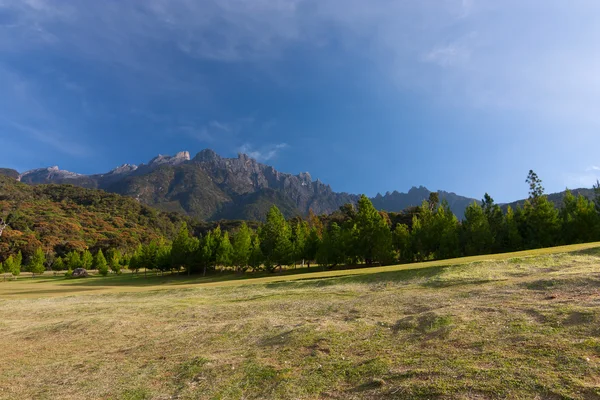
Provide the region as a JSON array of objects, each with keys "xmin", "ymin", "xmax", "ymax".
[{"xmin": 2, "ymin": 170, "xmax": 600, "ymax": 278}]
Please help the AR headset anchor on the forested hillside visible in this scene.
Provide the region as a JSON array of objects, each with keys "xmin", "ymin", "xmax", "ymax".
[{"xmin": 0, "ymin": 175, "xmax": 189, "ymax": 262}]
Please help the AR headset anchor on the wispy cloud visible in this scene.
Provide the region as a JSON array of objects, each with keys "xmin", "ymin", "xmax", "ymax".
[
  {"xmin": 1, "ymin": 118, "xmax": 89, "ymax": 157},
  {"xmin": 239, "ymin": 143, "xmax": 288, "ymax": 162}
]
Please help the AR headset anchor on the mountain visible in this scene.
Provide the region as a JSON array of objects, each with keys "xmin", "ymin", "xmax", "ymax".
[
  {"xmin": 371, "ymin": 186, "xmax": 478, "ymax": 219},
  {"xmin": 15, "ymin": 150, "xmax": 358, "ymax": 221},
  {"xmin": 0, "ymin": 174, "xmax": 190, "ymax": 259},
  {"xmin": 10, "ymin": 149, "xmax": 479, "ymax": 220}
]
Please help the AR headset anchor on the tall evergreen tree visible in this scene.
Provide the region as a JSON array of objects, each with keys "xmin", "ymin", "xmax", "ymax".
[
  {"xmin": 232, "ymin": 223, "xmax": 252, "ymax": 272},
  {"xmin": 355, "ymin": 195, "xmax": 392, "ymax": 265},
  {"xmin": 393, "ymin": 223, "xmax": 412, "ymax": 263},
  {"xmin": 260, "ymin": 206, "xmax": 292, "ymax": 271},
  {"xmin": 94, "ymin": 249, "xmax": 109, "ymax": 276},
  {"xmin": 216, "ymin": 231, "xmax": 234, "ymax": 268},
  {"xmin": 29, "ymin": 247, "xmax": 46, "ymax": 277},
  {"xmin": 171, "ymin": 223, "xmax": 194, "ymax": 272},
  {"xmin": 81, "ymin": 249, "xmax": 93, "ymax": 270},
  {"xmin": 316, "ymin": 222, "xmax": 345, "ymax": 268},
  {"xmin": 462, "ymin": 202, "xmax": 493, "ymax": 256}
]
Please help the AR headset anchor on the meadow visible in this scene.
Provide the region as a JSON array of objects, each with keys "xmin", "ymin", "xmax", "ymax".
[{"xmin": 1, "ymin": 243, "xmax": 600, "ymax": 399}]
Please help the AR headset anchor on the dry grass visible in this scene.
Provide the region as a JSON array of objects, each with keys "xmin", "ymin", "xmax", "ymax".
[{"xmin": 1, "ymin": 244, "xmax": 600, "ymax": 399}]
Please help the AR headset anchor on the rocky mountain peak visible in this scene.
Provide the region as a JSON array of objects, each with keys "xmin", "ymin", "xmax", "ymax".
[
  {"xmin": 194, "ymin": 149, "xmax": 221, "ymax": 163},
  {"xmin": 107, "ymin": 164, "xmax": 138, "ymax": 175},
  {"xmin": 148, "ymin": 151, "xmax": 190, "ymax": 167}
]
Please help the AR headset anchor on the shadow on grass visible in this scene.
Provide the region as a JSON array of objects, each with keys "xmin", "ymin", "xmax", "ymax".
[{"xmin": 263, "ymin": 265, "xmax": 449, "ymax": 289}]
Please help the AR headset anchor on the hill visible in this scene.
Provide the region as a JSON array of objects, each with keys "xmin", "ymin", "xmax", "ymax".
[
  {"xmin": 0, "ymin": 175, "xmax": 190, "ymax": 260},
  {"xmin": 503, "ymin": 187, "xmax": 596, "ymax": 210}
]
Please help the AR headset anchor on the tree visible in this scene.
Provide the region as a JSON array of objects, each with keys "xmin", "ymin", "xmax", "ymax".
[
  {"xmin": 232, "ymin": 222, "xmax": 252, "ymax": 272},
  {"xmin": 128, "ymin": 245, "xmax": 143, "ymax": 274},
  {"xmin": 81, "ymin": 250, "xmax": 93, "ymax": 270},
  {"xmin": 5, "ymin": 255, "xmax": 20, "ymax": 279},
  {"xmin": 520, "ymin": 172, "xmax": 559, "ymax": 249},
  {"xmin": 461, "ymin": 202, "xmax": 493, "ymax": 256},
  {"xmin": 316, "ymin": 223, "xmax": 345, "ymax": 268},
  {"xmin": 29, "ymin": 247, "xmax": 46, "ymax": 277},
  {"xmin": 15, "ymin": 251, "xmax": 22, "ymax": 272},
  {"xmin": 355, "ymin": 195, "xmax": 393, "ymax": 265},
  {"xmin": 260, "ymin": 206, "xmax": 293, "ymax": 271},
  {"xmin": 216, "ymin": 231, "xmax": 234, "ymax": 269},
  {"xmin": 171, "ymin": 223, "xmax": 196, "ymax": 273},
  {"xmin": 559, "ymin": 190, "xmax": 598, "ymax": 244},
  {"xmin": 94, "ymin": 250, "xmax": 109, "ymax": 276},
  {"xmin": 393, "ymin": 223, "xmax": 412, "ymax": 263},
  {"xmin": 65, "ymin": 251, "xmax": 81, "ymax": 270},
  {"xmin": 107, "ymin": 249, "xmax": 122, "ymax": 274},
  {"xmin": 248, "ymin": 234, "xmax": 264, "ymax": 271},
  {"xmin": 291, "ymin": 220, "xmax": 308, "ymax": 267},
  {"xmin": 526, "ymin": 170, "xmax": 544, "ymax": 202},
  {"xmin": 156, "ymin": 242, "xmax": 172, "ymax": 274},
  {"xmin": 304, "ymin": 227, "xmax": 321, "ymax": 268},
  {"xmin": 53, "ymin": 257, "xmax": 65, "ymax": 273}
]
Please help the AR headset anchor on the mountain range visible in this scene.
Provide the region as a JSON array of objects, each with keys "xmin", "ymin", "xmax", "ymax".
[{"xmin": 3, "ymin": 149, "xmax": 591, "ymax": 221}]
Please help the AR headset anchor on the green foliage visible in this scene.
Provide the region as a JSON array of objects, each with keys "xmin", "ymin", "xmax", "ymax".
[
  {"xmin": 232, "ymin": 222, "xmax": 252, "ymax": 271},
  {"xmin": 94, "ymin": 250, "xmax": 109, "ymax": 276},
  {"xmin": 171, "ymin": 223, "xmax": 195, "ymax": 272},
  {"xmin": 355, "ymin": 195, "xmax": 393, "ymax": 264},
  {"xmin": 260, "ymin": 206, "xmax": 293, "ymax": 271},
  {"xmin": 81, "ymin": 250, "xmax": 93, "ymax": 270},
  {"xmin": 107, "ymin": 249, "xmax": 122, "ymax": 274},
  {"xmin": 53, "ymin": 257, "xmax": 65, "ymax": 272},
  {"xmin": 29, "ymin": 248, "xmax": 46, "ymax": 276},
  {"xmin": 65, "ymin": 251, "xmax": 82, "ymax": 270},
  {"xmin": 316, "ymin": 222, "xmax": 345, "ymax": 267},
  {"xmin": 462, "ymin": 202, "xmax": 493, "ymax": 256}
]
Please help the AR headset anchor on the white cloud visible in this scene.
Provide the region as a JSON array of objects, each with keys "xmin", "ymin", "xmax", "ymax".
[{"xmin": 239, "ymin": 143, "xmax": 288, "ymax": 162}]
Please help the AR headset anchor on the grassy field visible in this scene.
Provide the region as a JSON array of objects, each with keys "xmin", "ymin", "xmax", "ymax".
[{"xmin": 1, "ymin": 243, "xmax": 600, "ymax": 399}]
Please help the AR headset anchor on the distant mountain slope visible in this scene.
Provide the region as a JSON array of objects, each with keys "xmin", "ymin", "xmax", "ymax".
[
  {"xmin": 371, "ymin": 186, "xmax": 478, "ymax": 219},
  {"xmin": 503, "ymin": 188, "xmax": 596, "ymax": 210},
  {"xmin": 0, "ymin": 175, "xmax": 189, "ymax": 259}
]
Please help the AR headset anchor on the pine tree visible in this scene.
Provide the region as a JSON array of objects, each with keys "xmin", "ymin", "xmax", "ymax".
[
  {"xmin": 15, "ymin": 251, "xmax": 22, "ymax": 272},
  {"xmin": 8, "ymin": 256, "xmax": 20, "ymax": 279},
  {"xmin": 81, "ymin": 250, "xmax": 93, "ymax": 270},
  {"xmin": 316, "ymin": 222, "xmax": 345, "ymax": 268},
  {"xmin": 65, "ymin": 251, "xmax": 82, "ymax": 270},
  {"xmin": 393, "ymin": 223, "xmax": 412, "ymax": 263},
  {"xmin": 94, "ymin": 250, "xmax": 109, "ymax": 276},
  {"xmin": 171, "ymin": 223, "xmax": 194, "ymax": 273},
  {"xmin": 304, "ymin": 227, "xmax": 321, "ymax": 268},
  {"xmin": 53, "ymin": 257, "xmax": 65, "ymax": 273},
  {"xmin": 291, "ymin": 221, "xmax": 308, "ymax": 267},
  {"xmin": 107, "ymin": 249, "xmax": 122, "ymax": 274},
  {"xmin": 260, "ymin": 206, "xmax": 292, "ymax": 271},
  {"xmin": 216, "ymin": 231, "xmax": 234, "ymax": 268},
  {"xmin": 232, "ymin": 222, "xmax": 252, "ymax": 272},
  {"xmin": 29, "ymin": 247, "xmax": 46, "ymax": 277},
  {"xmin": 248, "ymin": 234, "xmax": 264, "ymax": 271},
  {"xmin": 355, "ymin": 195, "xmax": 393, "ymax": 265},
  {"xmin": 462, "ymin": 202, "xmax": 493, "ymax": 255},
  {"xmin": 156, "ymin": 242, "xmax": 172, "ymax": 274}
]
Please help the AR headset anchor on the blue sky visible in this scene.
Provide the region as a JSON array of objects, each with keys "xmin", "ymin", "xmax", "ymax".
[{"xmin": 1, "ymin": 0, "xmax": 599, "ymax": 202}]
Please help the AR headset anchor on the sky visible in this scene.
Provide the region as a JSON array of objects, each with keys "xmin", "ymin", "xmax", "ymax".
[{"xmin": 1, "ymin": 0, "xmax": 600, "ymax": 202}]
